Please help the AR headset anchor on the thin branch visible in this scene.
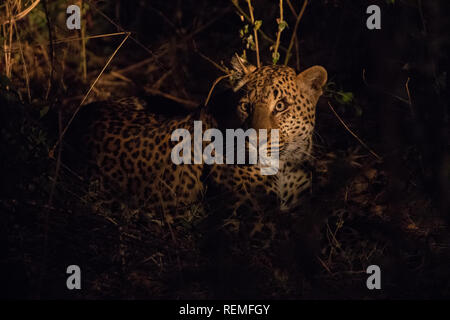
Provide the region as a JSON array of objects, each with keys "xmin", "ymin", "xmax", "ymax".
[
  {"xmin": 204, "ymin": 74, "xmax": 232, "ymax": 106},
  {"xmin": 284, "ymin": 0, "xmax": 308, "ymax": 66},
  {"xmin": 231, "ymin": 0, "xmax": 287, "ymax": 53},
  {"xmin": 286, "ymin": 0, "xmax": 298, "ymax": 18},
  {"xmin": 152, "ymin": 68, "xmax": 173, "ymax": 89},
  {"xmin": 317, "ymin": 255, "xmax": 333, "ymax": 274},
  {"xmin": 0, "ymin": 0, "xmax": 40, "ymax": 25},
  {"xmin": 417, "ymin": 0, "xmax": 427, "ymax": 33},
  {"xmin": 144, "ymin": 87, "xmax": 199, "ymax": 108},
  {"xmin": 109, "ymin": 70, "xmax": 133, "ymax": 83},
  {"xmin": 362, "ymin": 69, "xmax": 409, "ymax": 104},
  {"xmin": 13, "ymin": 21, "xmax": 31, "ymax": 103},
  {"xmin": 80, "ymin": 0, "xmax": 87, "ymax": 82},
  {"xmin": 3, "ymin": 32, "xmax": 132, "ymax": 52},
  {"xmin": 85, "ymin": 0, "xmax": 165, "ymax": 70},
  {"xmin": 405, "ymin": 77, "xmax": 414, "ymax": 117},
  {"xmin": 273, "ymin": 0, "xmax": 284, "ymax": 64},
  {"xmin": 193, "ymin": 41, "xmax": 229, "ymax": 74},
  {"xmin": 113, "ymin": 55, "xmax": 157, "ymax": 74},
  {"xmin": 50, "ymin": 32, "xmax": 131, "ymax": 158},
  {"xmin": 88, "ymin": 0, "xmax": 230, "ymax": 72},
  {"xmin": 42, "ymin": 0, "xmax": 55, "ymax": 101},
  {"xmin": 246, "ymin": 0, "xmax": 260, "ymax": 68},
  {"xmin": 3, "ymin": 1, "xmax": 15, "ymax": 77},
  {"xmin": 328, "ymin": 101, "xmax": 382, "ymax": 161}
]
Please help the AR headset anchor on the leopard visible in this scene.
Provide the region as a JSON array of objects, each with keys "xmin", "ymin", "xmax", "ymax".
[{"xmin": 65, "ymin": 56, "xmax": 327, "ymax": 238}]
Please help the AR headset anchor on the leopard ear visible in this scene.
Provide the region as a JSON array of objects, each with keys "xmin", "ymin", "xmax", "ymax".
[
  {"xmin": 231, "ymin": 54, "xmax": 257, "ymax": 92},
  {"xmin": 297, "ymin": 66, "xmax": 328, "ymax": 100}
]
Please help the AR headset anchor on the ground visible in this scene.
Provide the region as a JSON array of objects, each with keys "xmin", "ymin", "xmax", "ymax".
[{"xmin": 0, "ymin": 0, "xmax": 449, "ymax": 299}]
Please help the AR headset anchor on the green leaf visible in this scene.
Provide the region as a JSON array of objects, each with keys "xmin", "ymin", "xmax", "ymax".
[
  {"xmin": 40, "ymin": 106, "xmax": 49, "ymax": 118},
  {"xmin": 241, "ymin": 50, "xmax": 247, "ymax": 61},
  {"xmin": 246, "ymin": 35, "xmax": 256, "ymax": 50},
  {"xmin": 337, "ymin": 91, "xmax": 354, "ymax": 104},
  {"xmin": 254, "ymin": 20, "xmax": 262, "ymax": 31},
  {"xmin": 354, "ymin": 104, "xmax": 363, "ymax": 117},
  {"xmin": 272, "ymin": 52, "xmax": 280, "ymax": 64},
  {"xmin": 278, "ymin": 20, "xmax": 288, "ymax": 31}
]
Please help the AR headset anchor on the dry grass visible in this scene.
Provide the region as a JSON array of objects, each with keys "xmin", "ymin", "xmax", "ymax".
[{"xmin": 1, "ymin": 0, "xmax": 448, "ymax": 299}]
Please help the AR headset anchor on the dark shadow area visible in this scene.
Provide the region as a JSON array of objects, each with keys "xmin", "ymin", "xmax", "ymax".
[{"xmin": 0, "ymin": 0, "xmax": 449, "ymax": 299}]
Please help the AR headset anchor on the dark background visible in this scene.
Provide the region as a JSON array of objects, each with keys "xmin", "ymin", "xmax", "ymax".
[{"xmin": 0, "ymin": 0, "xmax": 449, "ymax": 299}]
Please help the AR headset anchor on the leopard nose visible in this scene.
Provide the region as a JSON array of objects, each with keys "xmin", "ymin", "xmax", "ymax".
[{"xmin": 250, "ymin": 104, "xmax": 272, "ymax": 130}]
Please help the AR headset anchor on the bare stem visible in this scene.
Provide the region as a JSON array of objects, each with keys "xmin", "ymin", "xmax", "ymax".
[
  {"xmin": 286, "ymin": 0, "xmax": 297, "ymax": 18},
  {"xmin": 405, "ymin": 77, "xmax": 414, "ymax": 117},
  {"xmin": 231, "ymin": 0, "xmax": 287, "ymax": 53},
  {"xmin": 284, "ymin": 0, "xmax": 308, "ymax": 66},
  {"xmin": 80, "ymin": 0, "xmax": 87, "ymax": 82},
  {"xmin": 3, "ymin": 1, "xmax": 14, "ymax": 78},
  {"xmin": 204, "ymin": 74, "xmax": 232, "ymax": 106},
  {"xmin": 328, "ymin": 101, "xmax": 382, "ymax": 161},
  {"xmin": 0, "ymin": 0, "xmax": 40, "ymax": 25},
  {"xmin": 13, "ymin": 21, "xmax": 31, "ymax": 103},
  {"xmin": 273, "ymin": 0, "xmax": 284, "ymax": 64},
  {"xmin": 246, "ymin": 0, "xmax": 260, "ymax": 68},
  {"xmin": 50, "ymin": 32, "xmax": 131, "ymax": 157}
]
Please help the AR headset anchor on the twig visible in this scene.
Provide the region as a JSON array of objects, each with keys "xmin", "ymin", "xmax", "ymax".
[
  {"xmin": 148, "ymin": 6, "xmax": 178, "ymax": 33},
  {"xmin": 204, "ymin": 74, "xmax": 232, "ymax": 106},
  {"xmin": 286, "ymin": 0, "xmax": 298, "ymax": 18},
  {"xmin": 273, "ymin": 0, "xmax": 284, "ymax": 64},
  {"xmin": 48, "ymin": 110, "xmax": 63, "ymax": 210},
  {"xmin": 317, "ymin": 255, "xmax": 333, "ymax": 274},
  {"xmin": 405, "ymin": 77, "xmax": 414, "ymax": 117},
  {"xmin": 3, "ymin": 32, "xmax": 132, "ymax": 52},
  {"xmin": 38, "ymin": 109, "xmax": 63, "ymax": 299},
  {"xmin": 144, "ymin": 87, "xmax": 199, "ymax": 108},
  {"xmin": 328, "ymin": 101, "xmax": 382, "ymax": 161},
  {"xmin": 152, "ymin": 68, "xmax": 173, "ymax": 89},
  {"xmin": 109, "ymin": 71, "xmax": 133, "ymax": 83},
  {"xmin": 246, "ymin": 0, "xmax": 260, "ymax": 68},
  {"xmin": 113, "ymin": 56, "xmax": 157, "ymax": 74},
  {"xmin": 3, "ymin": 1, "xmax": 15, "ymax": 77},
  {"xmin": 231, "ymin": 0, "xmax": 287, "ymax": 53},
  {"xmin": 185, "ymin": 7, "xmax": 232, "ymax": 40},
  {"xmin": 284, "ymin": 0, "xmax": 308, "ymax": 66},
  {"xmin": 193, "ymin": 41, "xmax": 229, "ymax": 74},
  {"xmin": 85, "ymin": 0, "xmax": 165, "ymax": 70},
  {"xmin": 0, "ymin": 0, "xmax": 40, "ymax": 25},
  {"xmin": 50, "ymin": 32, "xmax": 131, "ymax": 158},
  {"xmin": 42, "ymin": 0, "xmax": 55, "ymax": 101},
  {"xmin": 89, "ymin": 0, "xmax": 230, "ymax": 72},
  {"xmin": 78, "ymin": 33, "xmax": 129, "ymax": 107},
  {"xmin": 80, "ymin": 0, "xmax": 87, "ymax": 82},
  {"xmin": 362, "ymin": 69, "xmax": 409, "ymax": 104},
  {"xmin": 417, "ymin": 0, "xmax": 427, "ymax": 33},
  {"xmin": 13, "ymin": 21, "xmax": 31, "ymax": 103}
]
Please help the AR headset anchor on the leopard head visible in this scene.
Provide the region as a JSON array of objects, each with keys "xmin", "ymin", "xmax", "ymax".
[{"xmin": 231, "ymin": 55, "xmax": 327, "ymax": 163}]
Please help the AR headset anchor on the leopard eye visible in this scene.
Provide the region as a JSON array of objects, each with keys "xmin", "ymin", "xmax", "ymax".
[
  {"xmin": 274, "ymin": 101, "xmax": 287, "ymax": 112},
  {"xmin": 241, "ymin": 102, "xmax": 250, "ymax": 112}
]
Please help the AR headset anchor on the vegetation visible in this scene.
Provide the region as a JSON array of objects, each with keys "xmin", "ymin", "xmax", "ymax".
[{"xmin": 0, "ymin": 0, "xmax": 449, "ymax": 299}]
